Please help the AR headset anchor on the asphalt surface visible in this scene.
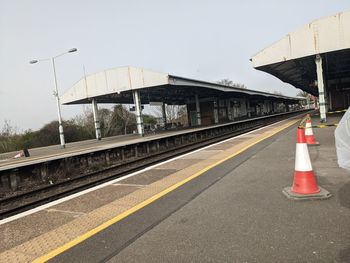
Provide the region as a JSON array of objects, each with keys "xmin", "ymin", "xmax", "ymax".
[{"xmin": 50, "ymin": 119, "xmax": 350, "ymax": 263}]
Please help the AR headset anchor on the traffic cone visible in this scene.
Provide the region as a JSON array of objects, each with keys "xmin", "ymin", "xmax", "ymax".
[
  {"xmin": 292, "ymin": 128, "xmax": 319, "ymax": 194},
  {"xmin": 304, "ymin": 114, "xmax": 320, "ymax": 146},
  {"xmin": 283, "ymin": 128, "xmax": 331, "ymax": 200}
]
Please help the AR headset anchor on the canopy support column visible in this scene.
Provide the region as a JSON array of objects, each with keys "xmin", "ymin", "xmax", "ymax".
[
  {"xmin": 213, "ymin": 98, "xmax": 219, "ymax": 124},
  {"xmin": 227, "ymin": 99, "xmax": 232, "ymax": 121},
  {"xmin": 285, "ymin": 102, "xmax": 290, "ymax": 112},
  {"xmin": 246, "ymin": 99, "xmax": 251, "ymax": 118},
  {"xmin": 315, "ymin": 55, "xmax": 327, "ymax": 122},
  {"xmin": 162, "ymin": 103, "xmax": 167, "ymax": 129},
  {"xmin": 133, "ymin": 90, "xmax": 144, "ymax": 136},
  {"xmin": 92, "ymin": 99, "xmax": 101, "ymax": 140},
  {"xmin": 195, "ymin": 94, "xmax": 201, "ymax": 126}
]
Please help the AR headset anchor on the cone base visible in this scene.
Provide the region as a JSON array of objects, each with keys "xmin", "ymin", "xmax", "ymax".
[
  {"xmin": 307, "ymin": 142, "xmax": 320, "ymax": 146},
  {"xmin": 282, "ymin": 186, "xmax": 331, "ymax": 200}
]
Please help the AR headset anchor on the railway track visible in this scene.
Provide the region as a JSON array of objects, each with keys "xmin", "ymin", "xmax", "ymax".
[{"xmin": 0, "ymin": 110, "xmax": 309, "ymax": 219}]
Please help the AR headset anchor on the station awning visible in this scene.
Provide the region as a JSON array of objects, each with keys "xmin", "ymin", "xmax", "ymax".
[
  {"xmin": 251, "ymin": 11, "xmax": 350, "ymax": 96},
  {"xmin": 61, "ymin": 66, "xmax": 301, "ymax": 105}
]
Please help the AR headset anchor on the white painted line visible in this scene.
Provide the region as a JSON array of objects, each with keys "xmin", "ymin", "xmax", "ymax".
[{"xmin": 0, "ymin": 117, "xmax": 295, "ymax": 225}]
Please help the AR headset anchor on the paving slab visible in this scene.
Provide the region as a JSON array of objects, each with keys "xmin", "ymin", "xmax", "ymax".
[
  {"xmin": 119, "ymin": 169, "xmax": 178, "ymax": 185},
  {"xmin": 179, "ymin": 150, "xmax": 224, "ymax": 160},
  {"xmin": 0, "ymin": 210, "xmax": 75, "ymax": 253},
  {"xmin": 155, "ymin": 159, "xmax": 201, "ymax": 170},
  {"xmin": 52, "ymin": 185, "xmax": 139, "ymax": 214}
]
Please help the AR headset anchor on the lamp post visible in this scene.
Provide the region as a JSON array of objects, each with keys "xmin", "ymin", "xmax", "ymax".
[{"xmin": 30, "ymin": 48, "xmax": 78, "ymax": 149}]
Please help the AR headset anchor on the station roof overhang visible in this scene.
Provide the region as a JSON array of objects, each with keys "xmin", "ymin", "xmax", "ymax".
[
  {"xmin": 251, "ymin": 11, "xmax": 350, "ymax": 96},
  {"xmin": 61, "ymin": 66, "xmax": 301, "ymax": 106}
]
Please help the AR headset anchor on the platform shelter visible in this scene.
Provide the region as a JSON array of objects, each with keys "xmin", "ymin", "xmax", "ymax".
[
  {"xmin": 61, "ymin": 66, "xmax": 302, "ymax": 138},
  {"xmin": 251, "ymin": 11, "xmax": 350, "ymax": 122}
]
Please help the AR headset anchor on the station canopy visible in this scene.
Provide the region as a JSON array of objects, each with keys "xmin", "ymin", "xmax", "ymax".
[
  {"xmin": 61, "ymin": 66, "xmax": 300, "ymax": 105},
  {"xmin": 251, "ymin": 11, "xmax": 350, "ymax": 96}
]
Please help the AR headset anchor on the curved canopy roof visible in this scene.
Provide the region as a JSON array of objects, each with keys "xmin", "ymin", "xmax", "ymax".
[
  {"xmin": 251, "ymin": 11, "xmax": 350, "ymax": 95},
  {"xmin": 61, "ymin": 66, "xmax": 300, "ymax": 105}
]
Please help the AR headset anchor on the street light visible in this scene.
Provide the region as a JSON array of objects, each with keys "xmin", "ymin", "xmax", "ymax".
[{"xmin": 30, "ymin": 48, "xmax": 78, "ymax": 149}]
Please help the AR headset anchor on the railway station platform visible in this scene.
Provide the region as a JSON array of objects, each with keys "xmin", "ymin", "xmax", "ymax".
[
  {"xmin": 0, "ymin": 113, "xmax": 349, "ymax": 262},
  {"xmin": 0, "ymin": 126, "xmax": 199, "ymax": 169},
  {"xmin": 0, "ymin": 113, "xmax": 289, "ymax": 170}
]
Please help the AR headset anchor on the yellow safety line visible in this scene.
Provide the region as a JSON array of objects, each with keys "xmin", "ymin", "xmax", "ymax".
[
  {"xmin": 312, "ymin": 123, "xmax": 338, "ymax": 128},
  {"xmin": 33, "ymin": 118, "xmax": 299, "ymax": 263},
  {"xmin": 328, "ymin": 109, "xmax": 347, "ymax": 114}
]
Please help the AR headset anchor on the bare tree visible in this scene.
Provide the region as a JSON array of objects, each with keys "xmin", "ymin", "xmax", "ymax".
[
  {"xmin": 152, "ymin": 104, "xmax": 188, "ymax": 125},
  {"xmin": 107, "ymin": 105, "xmax": 136, "ymax": 135},
  {"xmin": 217, "ymin": 79, "xmax": 247, "ymax": 89},
  {"xmin": 73, "ymin": 107, "xmax": 95, "ymax": 137},
  {"xmin": 0, "ymin": 120, "xmax": 19, "ymax": 153},
  {"xmin": 1, "ymin": 120, "xmax": 18, "ymax": 136},
  {"xmin": 217, "ymin": 78, "xmax": 234, "ymax": 86}
]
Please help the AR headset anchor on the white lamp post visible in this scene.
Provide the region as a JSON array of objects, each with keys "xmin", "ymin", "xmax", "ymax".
[{"xmin": 29, "ymin": 48, "xmax": 77, "ymax": 149}]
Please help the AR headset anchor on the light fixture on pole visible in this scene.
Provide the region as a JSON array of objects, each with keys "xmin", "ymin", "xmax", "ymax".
[{"xmin": 29, "ymin": 48, "xmax": 78, "ymax": 149}]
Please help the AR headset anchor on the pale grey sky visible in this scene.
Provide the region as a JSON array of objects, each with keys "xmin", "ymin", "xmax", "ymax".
[{"xmin": 0, "ymin": 0, "xmax": 349, "ymax": 130}]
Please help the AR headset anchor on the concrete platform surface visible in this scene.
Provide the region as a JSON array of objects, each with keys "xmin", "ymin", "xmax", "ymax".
[
  {"xmin": 58, "ymin": 114, "xmax": 350, "ymax": 263},
  {"xmin": 0, "ymin": 117, "xmax": 300, "ymax": 262},
  {"xmin": 107, "ymin": 114, "xmax": 350, "ymax": 263},
  {"xmin": 0, "ymin": 113, "xmax": 349, "ymax": 262}
]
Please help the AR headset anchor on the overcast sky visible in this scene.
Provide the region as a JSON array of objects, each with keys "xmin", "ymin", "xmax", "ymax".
[{"xmin": 0, "ymin": 0, "xmax": 349, "ymax": 131}]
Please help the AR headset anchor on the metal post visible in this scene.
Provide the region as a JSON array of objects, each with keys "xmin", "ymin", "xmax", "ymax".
[
  {"xmin": 92, "ymin": 99, "xmax": 101, "ymax": 140},
  {"xmin": 195, "ymin": 94, "xmax": 201, "ymax": 126},
  {"xmin": 315, "ymin": 55, "xmax": 327, "ymax": 122},
  {"xmin": 266, "ymin": 101, "xmax": 271, "ymax": 114},
  {"xmin": 246, "ymin": 99, "xmax": 251, "ymax": 118},
  {"xmin": 51, "ymin": 58, "xmax": 65, "ymax": 148},
  {"xmin": 227, "ymin": 99, "xmax": 232, "ymax": 121},
  {"xmin": 285, "ymin": 102, "xmax": 289, "ymax": 112},
  {"xmin": 133, "ymin": 90, "xmax": 144, "ymax": 136},
  {"xmin": 162, "ymin": 103, "xmax": 167, "ymax": 129},
  {"xmin": 213, "ymin": 98, "xmax": 219, "ymax": 124}
]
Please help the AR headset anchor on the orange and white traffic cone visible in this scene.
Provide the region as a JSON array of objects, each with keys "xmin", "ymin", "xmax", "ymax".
[
  {"xmin": 304, "ymin": 114, "xmax": 320, "ymax": 146},
  {"xmin": 283, "ymin": 128, "xmax": 331, "ymax": 200}
]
